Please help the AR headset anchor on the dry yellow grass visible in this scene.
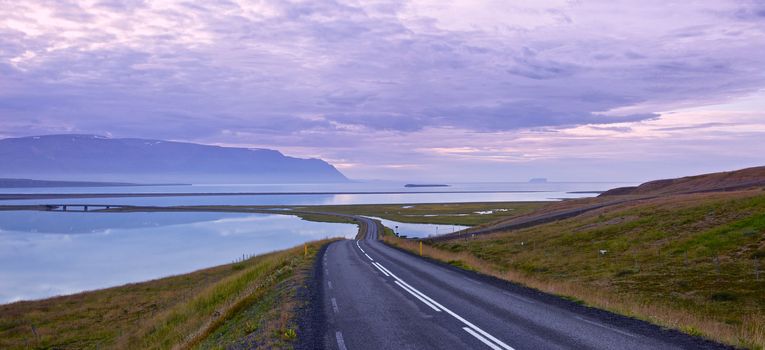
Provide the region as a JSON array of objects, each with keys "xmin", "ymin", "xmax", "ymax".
[{"xmin": 0, "ymin": 239, "xmax": 339, "ymax": 350}]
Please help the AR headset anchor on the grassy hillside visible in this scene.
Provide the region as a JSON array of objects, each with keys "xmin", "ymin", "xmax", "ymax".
[
  {"xmin": 0, "ymin": 239, "xmax": 337, "ymax": 350},
  {"xmin": 601, "ymin": 166, "xmax": 765, "ymax": 196},
  {"xmin": 387, "ymin": 189, "xmax": 765, "ymax": 348}
]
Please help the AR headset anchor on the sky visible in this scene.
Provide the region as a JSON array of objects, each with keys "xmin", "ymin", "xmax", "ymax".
[{"xmin": 1, "ymin": 0, "xmax": 764, "ymax": 182}]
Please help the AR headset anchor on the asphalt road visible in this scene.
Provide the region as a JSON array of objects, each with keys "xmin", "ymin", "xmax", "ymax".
[{"xmin": 318, "ymin": 217, "xmax": 730, "ymax": 350}]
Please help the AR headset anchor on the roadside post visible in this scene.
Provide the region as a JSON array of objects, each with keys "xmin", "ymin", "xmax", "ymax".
[
  {"xmin": 304, "ymin": 243, "xmax": 307, "ymax": 257},
  {"xmin": 419, "ymin": 241, "xmax": 423, "ymax": 256}
]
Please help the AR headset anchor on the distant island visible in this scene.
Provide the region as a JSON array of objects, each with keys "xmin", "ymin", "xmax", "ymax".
[
  {"xmin": 404, "ymin": 184, "xmax": 450, "ymax": 188},
  {"xmin": 0, "ymin": 134, "xmax": 348, "ymax": 184},
  {"xmin": 528, "ymin": 178, "xmax": 548, "ymax": 183},
  {"xmin": 0, "ymin": 178, "xmax": 188, "ymax": 188}
]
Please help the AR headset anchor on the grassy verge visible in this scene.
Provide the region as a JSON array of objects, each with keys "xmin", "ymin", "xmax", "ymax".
[
  {"xmin": 0, "ymin": 239, "xmax": 339, "ymax": 350},
  {"xmin": 384, "ymin": 190, "xmax": 765, "ymax": 349},
  {"xmin": 290, "ymin": 202, "xmax": 548, "ymax": 226}
]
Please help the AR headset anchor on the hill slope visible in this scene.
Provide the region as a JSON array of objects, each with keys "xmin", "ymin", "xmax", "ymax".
[
  {"xmin": 404, "ymin": 189, "xmax": 765, "ymax": 348},
  {"xmin": 601, "ymin": 166, "xmax": 765, "ymax": 196},
  {"xmin": 0, "ymin": 135, "xmax": 347, "ymax": 183}
]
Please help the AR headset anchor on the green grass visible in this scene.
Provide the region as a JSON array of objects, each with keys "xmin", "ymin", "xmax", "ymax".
[
  {"xmin": 400, "ymin": 190, "xmax": 765, "ymax": 348},
  {"xmin": 88, "ymin": 202, "xmax": 547, "ymax": 230},
  {"xmin": 7, "ymin": 194, "xmax": 762, "ymax": 347},
  {"xmin": 289, "ymin": 202, "xmax": 548, "ymax": 226},
  {"xmin": 293, "ymin": 212, "xmax": 358, "ymax": 225},
  {"xmin": 192, "ymin": 254, "xmax": 306, "ymax": 350},
  {"xmin": 0, "ymin": 239, "xmax": 338, "ymax": 350},
  {"xmin": 447, "ymin": 259, "xmax": 477, "ymax": 271}
]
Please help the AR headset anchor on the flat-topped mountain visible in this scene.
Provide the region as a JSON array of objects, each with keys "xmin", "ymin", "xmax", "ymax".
[
  {"xmin": 0, "ymin": 135, "xmax": 348, "ymax": 183},
  {"xmin": 600, "ymin": 166, "xmax": 765, "ymax": 196}
]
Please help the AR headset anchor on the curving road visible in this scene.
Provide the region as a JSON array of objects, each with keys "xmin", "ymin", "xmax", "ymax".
[{"xmin": 316, "ymin": 217, "xmax": 729, "ymax": 350}]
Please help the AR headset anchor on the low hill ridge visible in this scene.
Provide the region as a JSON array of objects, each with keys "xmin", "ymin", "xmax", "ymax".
[{"xmin": 600, "ymin": 166, "xmax": 765, "ymax": 196}]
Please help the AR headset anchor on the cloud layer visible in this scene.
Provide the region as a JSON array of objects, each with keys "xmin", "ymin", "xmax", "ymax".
[{"xmin": 1, "ymin": 1, "xmax": 765, "ymax": 180}]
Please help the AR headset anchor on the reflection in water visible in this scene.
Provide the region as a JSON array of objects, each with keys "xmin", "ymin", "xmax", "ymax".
[
  {"xmin": 2, "ymin": 191, "xmax": 591, "ymax": 207},
  {"xmin": 367, "ymin": 216, "xmax": 469, "ymax": 238},
  {"xmin": 0, "ymin": 181, "xmax": 632, "ymax": 195},
  {"xmin": 0, "ymin": 211, "xmax": 250, "ymax": 234},
  {"xmin": 0, "ymin": 211, "xmax": 356, "ymax": 304},
  {"xmin": 0, "ymin": 182, "xmax": 631, "ymax": 207}
]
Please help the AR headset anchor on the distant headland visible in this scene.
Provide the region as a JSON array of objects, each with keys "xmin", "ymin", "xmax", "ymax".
[
  {"xmin": 0, "ymin": 134, "xmax": 348, "ymax": 184},
  {"xmin": 0, "ymin": 178, "xmax": 188, "ymax": 188}
]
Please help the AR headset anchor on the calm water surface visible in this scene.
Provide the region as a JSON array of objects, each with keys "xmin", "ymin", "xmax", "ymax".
[
  {"xmin": 0, "ymin": 211, "xmax": 356, "ymax": 304},
  {"xmin": 0, "ymin": 182, "xmax": 632, "ymax": 206},
  {"xmin": 367, "ymin": 216, "xmax": 469, "ymax": 238},
  {"xmin": 0, "ymin": 182, "xmax": 634, "ymax": 304}
]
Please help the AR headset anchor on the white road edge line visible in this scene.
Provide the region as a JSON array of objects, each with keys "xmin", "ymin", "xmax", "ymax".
[
  {"xmin": 394, "ymin": 280, "xmax": 441, "ymax": 312},
  {"xmin": 335, "ymin": 330, "xmax": 348, "ymax": 350},
  {"xmin": 376, "ymin": 265, "xmax": 442, "ymax": 309},
  {"xmin": 464, "ymin": 277, "xmax": 482, "ymax": 285},
  {"xmin": 372, "ymin": 262, "xmax": 390, "ymax": 277},
  {"xmin": 501, "ymin": 291, "xmax": 537, "ymax": 305},
  {"xmin": 463, "ymin": 327, "xmax": 503, "ymax": 350},
  {"xmin": 331, "ymin": 298, "xmax": 339, "ymax": 314},
  {"xmin": 376, "ymin": 262, "xmax": 514, "ymax": 350},
  {"xmin": 574, "ymin": 316, "xmax": 637, "ymax": 338},
  {"xmin": 437, "ymin": 303, "xmax": 514, "ymax": 350}
]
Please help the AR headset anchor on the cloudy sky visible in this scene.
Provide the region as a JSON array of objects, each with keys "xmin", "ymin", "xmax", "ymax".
[{"xmin": 1, "ymin": 0, "xmax": 764, "ymax": 181}]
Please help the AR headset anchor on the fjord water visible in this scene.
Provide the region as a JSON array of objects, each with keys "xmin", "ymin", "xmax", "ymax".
[
  {"xmin": 0, "ymin": 181, "xmax": 630, "ymax": 206},
  {"xmin": 0, "ymin": 182, "xmax": 629, "ymax": 304},
  {"xmin": 0, "ymin": 211, "xmax": 357, "ymax": 304},
  {"xmin": 368, "ymin": 216, "xmax": 470, "ymax": 238}
]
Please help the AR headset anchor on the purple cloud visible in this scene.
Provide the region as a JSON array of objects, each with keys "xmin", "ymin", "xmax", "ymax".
[{"xmin": 1, "ymin": 1, "xmax": 765, "ymax": 181}]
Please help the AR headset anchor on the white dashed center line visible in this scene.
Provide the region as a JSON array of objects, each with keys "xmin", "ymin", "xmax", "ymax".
[{"xmin": 335, "ymin": 331, "xmax": 348, "ymax": 350}]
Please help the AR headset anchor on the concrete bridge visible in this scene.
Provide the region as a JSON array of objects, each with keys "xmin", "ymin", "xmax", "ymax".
[{"xmin": 44, "ymin": 204, "xmax": 131, "ymax": 212}]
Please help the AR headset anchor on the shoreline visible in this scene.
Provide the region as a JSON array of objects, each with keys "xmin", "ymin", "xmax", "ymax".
[{"xmin": 0, "ymin": 190, "xmax": 551, "ymax": 201}]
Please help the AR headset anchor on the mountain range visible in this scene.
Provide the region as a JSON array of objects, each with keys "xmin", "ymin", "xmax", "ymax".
[{"xmin": 0, "ymin": 135, "xmax": 348, "ymax": 183}]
